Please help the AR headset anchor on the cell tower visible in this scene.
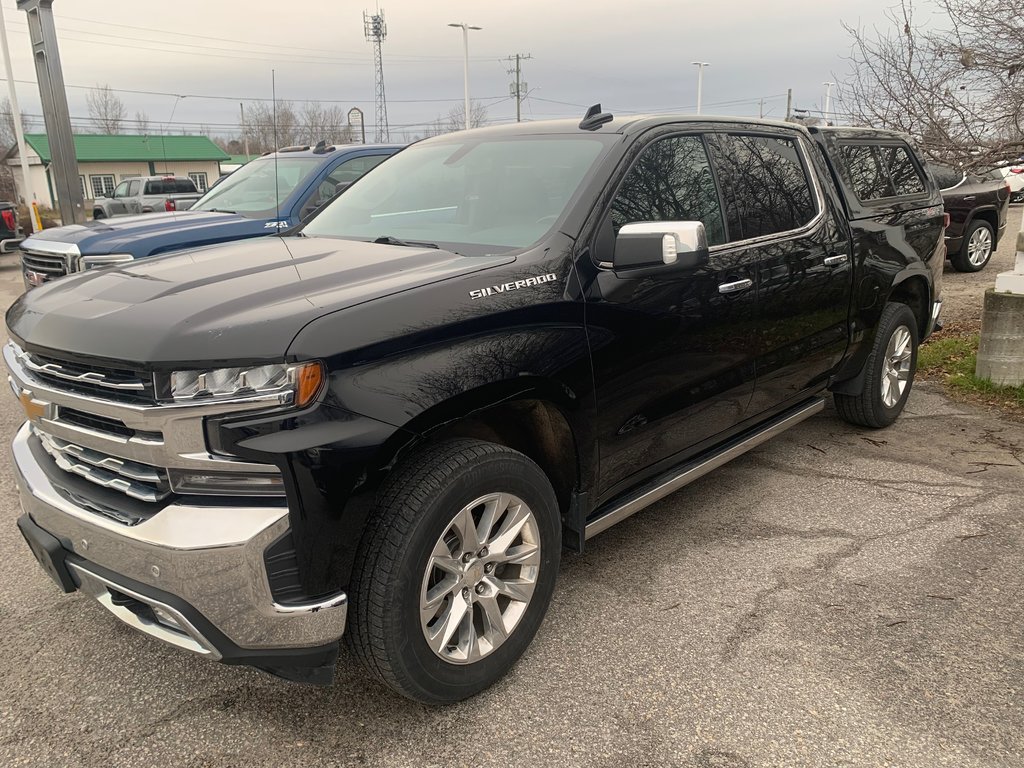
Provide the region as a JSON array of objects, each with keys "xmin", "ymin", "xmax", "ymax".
[{"xmin": 364, "ymin": 9, "xmax": 389, "ymax": 143}]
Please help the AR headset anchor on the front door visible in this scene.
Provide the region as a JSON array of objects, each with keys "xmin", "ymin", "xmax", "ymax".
[
  {"xmin": 108, "ymin": 181, "xmax": 130, "ymax": 215},
  {"xmin": 585, "ymin": 132, "xmax": 759, "ymax": 503}
]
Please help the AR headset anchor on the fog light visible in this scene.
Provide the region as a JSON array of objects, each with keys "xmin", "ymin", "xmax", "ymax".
[{"xmin": 167, "ymin": 469, "xmax": 285, "ymax": 496}]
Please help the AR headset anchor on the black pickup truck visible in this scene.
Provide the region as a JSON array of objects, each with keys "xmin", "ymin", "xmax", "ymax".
[{"xmin": 5, "ymin": 111, "xmax": 944, "ymax": 703}]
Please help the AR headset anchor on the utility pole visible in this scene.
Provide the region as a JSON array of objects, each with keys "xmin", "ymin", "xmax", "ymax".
[
  {"xmin": 239, "ymin": 102, "xmax": 250, "ymax": 157},
  {"xmin": 506, "ymin": 53, "xmax": 532, "ymax": 122},
  {"xmin": 785, "ymin": 88, "xmax": 793, "ymax": 120},
  {"xmin": 17, "ymin": 0, "xmax": 84, "ymax": 224},
  {"xmin": 449, "ymin": 22, "xmax": 482, "ymax": 131},
  {"xmin": 759, "ymin": 97, "xmax": 764, "ymax": 119},
  {"xmin": 364, "ymin": 9, "xmax": 389, "ymax": 142},
  {"xmin": 691, "ymin": 61, "xmax": 709, "ymax": 114},
  {"xmin": 0, "ymin": 2, "xmax": 36, "ymax": 230},
  {"xmin": 822, "ymin": 81, "xmax": 834, "ymax": 124}
]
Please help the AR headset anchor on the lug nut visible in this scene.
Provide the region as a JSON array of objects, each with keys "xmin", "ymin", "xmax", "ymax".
[
  {"xmin": 484, "ymin": 563, "xmax": 494, "ymax": 574},
  {"xmin": 462, "ymin": 587, "xmax": 471, "ymax": 599},
  {"xmin": 478, "ymin": 547, "xmax": 489, "ymax": 558},
  {"xmin": 462, "ymin": 553, "xmax": 473, "ymax": 564},
  {"xmin": 475, "ymin": 583, "xmax": 486, "ymax": 595}
]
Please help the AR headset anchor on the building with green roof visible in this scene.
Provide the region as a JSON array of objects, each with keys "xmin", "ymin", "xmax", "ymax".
[{"xmin": 4, "ymin": 133, "xmax": 230, "ymax": 208}]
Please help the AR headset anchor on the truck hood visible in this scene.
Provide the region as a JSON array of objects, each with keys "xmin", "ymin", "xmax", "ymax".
[
  {"xmin": 7, "ymin": 236, "xmax": 514, "ymax": 367},
  {"xmin": 22, "ymin": 211, "xmax": 267, "ymax": 255}
]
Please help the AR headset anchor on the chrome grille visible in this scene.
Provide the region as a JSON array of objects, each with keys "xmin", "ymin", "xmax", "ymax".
[
  {"xmin": 15, "ymin": 346, "xmax": 154, "ymax": 404},
  {"xmin": 35, "ymin": 428, "xmax": 172, "ymax": 503},
  {"xmin": 21, "ymin": 249, "xmax": 69, "ymax": 281}
]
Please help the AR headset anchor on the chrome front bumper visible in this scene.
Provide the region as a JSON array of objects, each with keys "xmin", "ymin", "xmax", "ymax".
[{"xmin": 12, "ymin": 422, "xmax": 348, "ymax": 658}]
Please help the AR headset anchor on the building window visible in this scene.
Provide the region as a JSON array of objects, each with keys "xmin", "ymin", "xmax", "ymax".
[
  {"xmin": 89, "ymin": 174, "xmax": 116, "ymax": 198},
  {"xmin": 79, "ymin": 175, "xmax": 86, "ymax": 198},
  {"xmin": 188, "ymin": 171, "xmax": 208, "ymax": 193}
]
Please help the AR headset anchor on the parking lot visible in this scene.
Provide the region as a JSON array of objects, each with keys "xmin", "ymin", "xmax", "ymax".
[{"xmin": 0, "ymin": 215, "xmax": 1022, "ymax": 768}]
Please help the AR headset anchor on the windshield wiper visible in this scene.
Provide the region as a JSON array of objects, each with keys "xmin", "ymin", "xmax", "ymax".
[
  {"xmin": 372, "ymin": 235, "xmax": 439, "ymax": 249},
  {"xmin": 207, "ymin": 208, "xmax": 237, "ymax": 214}
]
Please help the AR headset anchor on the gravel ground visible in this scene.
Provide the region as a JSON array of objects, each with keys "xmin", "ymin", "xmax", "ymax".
[
  {"xmin": 0, "ymin": 236, "xmax": 1022, "ymax": 767},
  {"xmin": 939, "ymin": 204, "xmax": 1022, "ymax": 328}
]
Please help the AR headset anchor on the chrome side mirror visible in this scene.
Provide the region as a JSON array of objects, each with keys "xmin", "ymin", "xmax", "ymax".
[{"xmin": 613, "ymin": 221, "xmax": 709, "ymax": 276}]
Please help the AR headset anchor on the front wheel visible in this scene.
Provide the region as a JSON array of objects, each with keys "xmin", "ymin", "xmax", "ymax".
[
  {"xmin": 950, "ymin": 220, "xmax": 994, "ymax": 272},
  {"xmin": 834, "ymin": 302, "xmax": 919, "ymax": 429},
  {"xmin": 92, "ymin": 209, "xmax": 106, "ymax": 220},
  {"xmin": 348, "ymin": 439, "xmax": 561, "ymax": 703}
]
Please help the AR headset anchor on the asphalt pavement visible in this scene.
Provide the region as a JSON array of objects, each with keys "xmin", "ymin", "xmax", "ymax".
[{"xmin": 0, "ymin": 227, "xmax": 1022, "ymax": 767}]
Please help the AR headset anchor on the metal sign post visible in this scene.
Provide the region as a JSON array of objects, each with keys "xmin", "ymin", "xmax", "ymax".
[{"xmin": 17, "ymin": 0, "xmax": 84, "ymax": 225}]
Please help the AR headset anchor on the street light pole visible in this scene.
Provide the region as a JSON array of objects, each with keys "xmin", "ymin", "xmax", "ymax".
[
  {"xmin": 692, "ymin": 62, "xmax": 710, "ymax": 115},
  {"xmin": 449, "ymin": 22, "xmax": 481, "ymax": 130},
  {"xmin": 822, "ymin": 81, "xmax": 835, "ymax": 124}
]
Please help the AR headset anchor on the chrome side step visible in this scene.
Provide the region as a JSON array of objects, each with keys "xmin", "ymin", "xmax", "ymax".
[{"xmin": 584, "ymin": 397, "xmax": 825, "ymax": 540}]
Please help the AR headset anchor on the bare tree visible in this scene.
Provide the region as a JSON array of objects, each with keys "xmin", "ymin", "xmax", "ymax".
[
  {"xmin": 297, "ymin": 102, "xmax": 353, "ymax": 145},
  {"xmin": 840, "ymin": 0, "xmax": 1024, "ymax": 170},
  {"xmin": 134, "ymin": 111, "xmax": 151, "ymax": 135},
  {"xmin": 0, "ymin": 97, "xmax": 33, "ymax": 151},
  {"xmin": 241, "ymin": 100, "xmax": 300, "ymax": 152},
  {"xmin": 444, "ymin": 100, "xmax": 489, "ymax": 133},
  {"xmin": 86, "ymin": 84, "xmax": 127, "ymax": 134}
]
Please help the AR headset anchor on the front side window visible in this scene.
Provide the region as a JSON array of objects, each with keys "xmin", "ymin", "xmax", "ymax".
[
  {"xmin": 609, "ymin": 134, "xmax": 726, "ymax": 246},
  {"xmin": 107, "ymin": 179, "xmax": 127, "ymax": 198},
  {"xmin": 302, "ymin": 136, "xmax": 612, "ymax": 253},
  {"xmin": 191, "ymin": 157, "xmax": 323, "ymax": 218},
  {"xmin": 711, "ymin": 134, "xmax": 817, "ymax": 241},
  {"xmin": 304, "ymin": 154, "xmax": 389, "ymax": 211}
]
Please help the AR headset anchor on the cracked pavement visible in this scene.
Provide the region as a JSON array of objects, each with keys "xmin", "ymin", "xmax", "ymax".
[{"xmin": 0, "ymin": 234, "xmax": 1022, "ymax": 767}]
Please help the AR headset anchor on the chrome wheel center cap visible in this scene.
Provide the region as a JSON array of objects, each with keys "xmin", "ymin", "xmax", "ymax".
[{"xmin": 465, "ymin": 561, "xmax": 485, "ymax": 584}]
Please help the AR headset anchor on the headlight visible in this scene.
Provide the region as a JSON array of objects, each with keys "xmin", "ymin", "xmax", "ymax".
[
  {"xmin": 81, "ymin": 253, "xmax": 134, "ymax": 269},
  {"xmin": 169, "ymin": 361, "xmax": 324, "ymax": 407}
]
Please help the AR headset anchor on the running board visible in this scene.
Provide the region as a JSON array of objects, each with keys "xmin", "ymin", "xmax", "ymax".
[{"xmin": 584, "ymin": 397, "xmax": 825, "ymax": 540}]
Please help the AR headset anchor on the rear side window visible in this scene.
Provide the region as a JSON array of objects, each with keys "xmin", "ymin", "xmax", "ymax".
[
  {"xmin": 927, "ymin": 162, "xmax": 965, "ymax": 190},
  {"xmin": 840, "ymin": 143, "xmax": 927, "ymax": 201},
  {"xmin": 710, "ymin": 134, "xmax": 817, "ymax": 241}
]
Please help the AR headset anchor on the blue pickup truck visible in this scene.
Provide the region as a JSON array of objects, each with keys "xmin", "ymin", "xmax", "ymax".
[{"xmin": 20, "ymin": 142, "xmax": 402, "ymax": 287}]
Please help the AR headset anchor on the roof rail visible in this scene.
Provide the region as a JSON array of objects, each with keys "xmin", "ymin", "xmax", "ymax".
[
  {"xmin": 579, "ymin": 103, "xmax": 613, "ymax": 131},
  {"xmin": 277, "ymin": 144, "xmax": 311, "ymax": 153}
]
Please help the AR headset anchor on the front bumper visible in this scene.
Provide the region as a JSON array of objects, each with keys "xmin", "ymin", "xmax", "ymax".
[{"xmin": 12, "ymin": 422, "xmax": 346, "ymax": 683}]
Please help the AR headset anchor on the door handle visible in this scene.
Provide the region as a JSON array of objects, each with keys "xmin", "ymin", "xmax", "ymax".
[
  {"xmin": 718, "ymin": 278, "xmax": 753, "ymax": 294},
  {"xmin": 824, "ymin": 253, "xmax": 848, "ymax": 267},
  {"xmin": 962, "ymin": 196, "xmax": 976, "ymax": 201}
]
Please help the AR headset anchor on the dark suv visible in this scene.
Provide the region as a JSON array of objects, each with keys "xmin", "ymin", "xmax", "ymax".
[{"xmin": 928, "ymin": 161, "xmax": 1010, "ymax": 272}]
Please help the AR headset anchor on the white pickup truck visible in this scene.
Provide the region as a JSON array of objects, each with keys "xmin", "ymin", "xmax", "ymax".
[{"xmin": 92, "ymin": 175, "xmax": 202, "ymax": 219}]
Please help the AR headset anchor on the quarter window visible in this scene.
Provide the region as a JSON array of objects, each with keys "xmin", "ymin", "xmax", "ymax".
[
  {"xmin": 90, "ymin": 175, "xmax": 116, "ymax": 198},
  {"xmin": 841, "ymin": 143, "xmax": 927, "ymax": 201},
  {"xmin": 610, "ymin": 135, "xmax": 726, "ymax": 246},
  {"xmin": 711, "ymin": 134, "xmax": 817, "ymax": 241}
]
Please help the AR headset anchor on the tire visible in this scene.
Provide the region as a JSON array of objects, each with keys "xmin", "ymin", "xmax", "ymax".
[
  {"xmin": 950, "ymin": 219, "xmax": 994, "ymax": 272},
  {"xmin": 834, "ymin": 302, "xmax": 919, "ymax": 429},
  {"xmin": 347, "ymin": 438, "xmax": 561, "ymax": 704},
  {"xmin": 92, "ymin": 209, "xmax": 106, "ymax": 220}
]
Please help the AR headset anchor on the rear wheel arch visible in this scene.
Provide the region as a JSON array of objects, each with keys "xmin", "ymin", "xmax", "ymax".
[{"xmin": 887, "ymin": 273, "xmax": 930, "ymax": 339}]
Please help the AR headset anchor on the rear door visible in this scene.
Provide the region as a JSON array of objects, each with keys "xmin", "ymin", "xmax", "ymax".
[
  {"xmin": 706, "ymin": 129, "xmax": 853, "ymax": 414},
  {"xmin": 126, "ymin": 179, "xmax": 142, "ymax": 214}
]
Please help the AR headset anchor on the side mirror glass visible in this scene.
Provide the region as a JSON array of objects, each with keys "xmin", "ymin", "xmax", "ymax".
[{"xmin": 613, "ymin": 221, "xmax": 709, "ymax": 276}]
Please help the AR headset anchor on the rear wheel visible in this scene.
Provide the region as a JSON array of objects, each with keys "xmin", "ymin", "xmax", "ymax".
[
  {"xmin": 950, "ymin": 220, "xmax": 994, "ymax": 272},
  {"xmin": 92, "ymin": 209, "xmax": 105, "ymax": 220},
  {"xmin": 834, "ymin": 302, "xmax": 919, "ymax": 428},
  {"xmin": 348, "ymin": 439, "xmax": 560, "ymax": 703}
]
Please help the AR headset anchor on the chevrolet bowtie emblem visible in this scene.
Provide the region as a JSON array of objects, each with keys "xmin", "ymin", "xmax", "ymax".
[{"xmin": 18, "ymin": 390, "xmax": 47, "ymax": 423}]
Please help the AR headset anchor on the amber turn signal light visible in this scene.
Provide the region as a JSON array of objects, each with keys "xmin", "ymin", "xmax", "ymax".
[{"xmin": 296, "ymin": 362, "xmax": 325, "ymax": 407}]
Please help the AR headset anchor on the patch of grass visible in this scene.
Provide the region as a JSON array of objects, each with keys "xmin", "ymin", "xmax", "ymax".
[{"xmin": 918, "ymin": 331, "xmax": 1024, "ymax": 417}]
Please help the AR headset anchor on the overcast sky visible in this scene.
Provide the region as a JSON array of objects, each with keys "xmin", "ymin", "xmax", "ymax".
[{"xmin": 0, "ymin": 0, "xmax": 906, "ymax": 141}]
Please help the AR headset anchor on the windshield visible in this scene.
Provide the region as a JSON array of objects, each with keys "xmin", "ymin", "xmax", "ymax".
[
  {"xmin": 301, "ymin": 136, "xmax": 611, "ymax": 253},
  {"xmin": 191, "ymin": 157, "xmax": 322, "ymax": 218}
]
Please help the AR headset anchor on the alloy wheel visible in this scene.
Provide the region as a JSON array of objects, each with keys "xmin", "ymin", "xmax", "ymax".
[
  {"xmin": 881, "ymin": 325, "xmax": 913, "ymax": 408},
  {"xmin": 967, "ymin": 227, "xmax": 993, "ymax": 267},
  {"xmin": 420, "ymin": 492, "xmax": 541, "ymax": 664}
]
